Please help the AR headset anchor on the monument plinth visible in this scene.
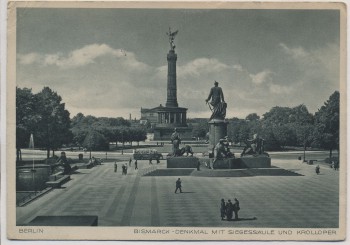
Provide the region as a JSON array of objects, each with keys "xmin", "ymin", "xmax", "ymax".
[{"xmin": 208, "ymin": 118, "xmax": 228, "ymax": 153}]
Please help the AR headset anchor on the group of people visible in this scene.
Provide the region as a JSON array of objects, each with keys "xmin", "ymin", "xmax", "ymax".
[
  {"xmin": 114, "ymin": 159, "xmax": 138, "ymax": 175},
  {"xmin": 220, "ymin": 198, "xmax": 240, "ymax": 221},
  {"xmin": 331, "ymin": 160, "xmax": 340, "ymax": 170}
]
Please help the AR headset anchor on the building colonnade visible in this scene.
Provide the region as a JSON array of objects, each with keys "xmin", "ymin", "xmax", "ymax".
[{"xmin": 157, "ymin": 112, "xmax": 186, "ymax": 124}]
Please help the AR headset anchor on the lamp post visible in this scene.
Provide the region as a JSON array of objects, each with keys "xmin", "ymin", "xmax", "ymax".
[{"xmin": 121, "ymin": 131, "xmax": 124, "ymax": 155}]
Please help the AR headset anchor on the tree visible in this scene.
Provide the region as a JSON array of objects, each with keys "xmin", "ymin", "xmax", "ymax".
[
  {"xmin": 295, "ymin": 124, "xmax": 315, "ymax": 161},
  {"xmin": 313, "ymin": 91, "xmax": 339, "ymax": 159},
  {"xmin": 191, "ymin": 120, "xmax": 208, "ymax": 139},
  {"xmin": 289, "ymin": 104, "xmax": 314, "ymax": 125},
  {"xmin": 245, "ymin": 113, "xmax": 260, "ymax": 121},
  {"xmin": 272, "ymin": 124, "xmax": 296, "ymax": 150},
  {"xmin": 16, "ymin": 87, "xmax": 41, "ymax": 162},
  {"xmin": 34, "ymin": 87, "xmax": 72, "ymax": 158},
  {"xmin": 262, "ymin": 106, "xmax": 293, "ymax": 127},
  {"xmin": 131, "ymin": 128, "xmax": 147, "ymax": 146},
  {"xmin": 227, "ymin": 117, "xmax": 242, "ymax": 144},
  {"xmin": 82, "ymin": 130, "xmax": 109, "ymax": 158}
]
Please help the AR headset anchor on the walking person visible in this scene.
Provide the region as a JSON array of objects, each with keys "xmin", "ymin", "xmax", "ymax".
[
  {"xmin": 124, "ymin": 163, "xmax": 128, "ymax": 175},
  {"xmin": 334, "ymin": 161, "xmax": 339, "ymax": 170},
  {"xmin": 226, "ymin": 199, "xmax": 234, "ymax": 221},
  {"xmin": 220, "ymin": 199, "xmax": 226, "ymax": 220},
  {"xmin": 175, "ymin": 178, "xmax": 182, "ymax": 193},
  {"xmin": 233, "ymin": 198, "xmax": 240, "ymax": 220},
  {"xmin": 129, "ymin": 157, "xmax": 132, "ymax": 167},
  {"xmin": 114, "ymin": 162, "xmax": 117, "ymax": 173},
  {"xmin": 122, "ymin": 164, "xmax": 128, "ymax": 175},
  {"xmin": 315, "ymin": 165, "xmax": 320, "ymax": 175},
  {"xmin": 135, "ymin": 160, "xmax": 138, "ymax": 170}
]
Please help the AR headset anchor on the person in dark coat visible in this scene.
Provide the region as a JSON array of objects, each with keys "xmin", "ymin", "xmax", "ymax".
[
  {"xmin": 135, "ymin": 160, "xmax": 138, "ymax": 170},
  {"xmin": 315, "ymin": 165, "xmax": 320, "ymax": 175},
  {"xmin": 233, "ymin": 198, "xmax": 240, "ymax": 220},
  {"xmin": 220, "ymin": 199, "xmax": 226, "ymax": 220},
  {"xmin": 114, "ymin": 162, "xmax": 117, "ymax": 172},
  {"xmin": 226, "ymin": 199, "xmax": 234, "ymax": 221},
  {"xmin": 175, "ymin": 178, "xmax": 182, "ymax": 193},
  {"xmin": 122, "ymin": 164, "xmax": 127, "ymax": 175}
]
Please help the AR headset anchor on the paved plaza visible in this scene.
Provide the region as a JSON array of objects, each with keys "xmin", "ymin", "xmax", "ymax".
[{"xmin": 17, "ymin": 154, "xmax": 339, "ymax": 228}]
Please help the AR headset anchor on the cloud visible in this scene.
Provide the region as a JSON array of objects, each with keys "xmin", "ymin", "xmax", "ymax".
[
  {"xmin": 249, "ymin": 70, "xmax": 273, "ymax": 85},
  {"xmin": 269, "ymin": 84, "xmax": 293, "ymax": 94},
  {"xmin": 18, "ymin": 53, "xmax": 42, "ymax": 65},
  {"xmin": 279, "ymin": 42, "xmax": 339, "ymax": 91},
  {"xmin": 279, "ymin": 43, "xmax": 309, "ymax": 59},
  {"xmin": 233, "ymin": 64, "xmax": 243, "ymax": 72},
  {"xmin": 177, "ymin": 58, "xmax": 230, "ymax": 78},
  {"xmin": 18, "ymin": 44, "xmax": 150, "ymax": 71},
  {"xmin": 17, "ymin": 42, "xmax": 338, "ymax": 120}
]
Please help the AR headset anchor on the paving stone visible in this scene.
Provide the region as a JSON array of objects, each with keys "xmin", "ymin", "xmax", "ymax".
[{"xmin": 16, "ymin": 158, "xmax": 339, "ymax": 228}]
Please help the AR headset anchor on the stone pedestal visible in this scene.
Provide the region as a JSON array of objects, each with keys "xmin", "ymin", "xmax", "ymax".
[
  {"xmin": 210, "ymin": 156, "xmax": 271, "ymax": 169},
  {"xmin": 167, "ymin": 157, "xmax": 199, "ymax": 168},
  {"xmin": 208, "ymin": 119, "xmax": 228, "ymax": 154},
  {"xmin": 231, "ymin": 156, "xmax": 271, "ymax": 169},
  {"xmin": 212, "ymin": 158, "xmax": 235, "ymax": 169}
]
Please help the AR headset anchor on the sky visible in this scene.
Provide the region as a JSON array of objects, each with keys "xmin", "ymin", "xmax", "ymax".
[{"xmin": 16, "ymin": 8, "xmax": 340, "ymax": 120}]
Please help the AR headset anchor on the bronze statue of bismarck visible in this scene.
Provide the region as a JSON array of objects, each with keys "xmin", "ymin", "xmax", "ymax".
[{"xmin": 205, "ymin": 81, "xmax": 227, "ymax": 120}]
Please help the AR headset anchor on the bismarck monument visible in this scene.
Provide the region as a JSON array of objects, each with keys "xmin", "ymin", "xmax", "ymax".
[
  {"xmin": 153, "ymin": 28, "xmax": 192, "ymax": 140},
  {"xmin": 206, "ymin": 81, "xmax": 229, "ymax": 155},
  {"xmin": 205, "ymin": 81, "xmax": 234, "ymax": 169},
  {"xmin": 205, "ymin": 82, "xmax": 271, "ymax": 169}
]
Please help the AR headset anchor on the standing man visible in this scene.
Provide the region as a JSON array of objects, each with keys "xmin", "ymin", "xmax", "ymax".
[
  {"xmin": 114, "ymin": 162, "xmax": 117, "ymax": 173},
  {"xmin": 316, "ymin": 165, "xmax": 320, "ymax": 175},
  {"xmin": 175, "ymin": 178, "xmax": 182, "ymax": 193},
  {"xmin": 226, "ymin": 199, "xmax": 234, "ymax": 221},
  {"xmin": 135, "ymin": 160, "xmax": 138, "ymax": 170},
  {"xmin": 220, "ymin": 199, "xmax": 226, "ymax": 220},
  {"xmin": 233, "ymin": 198, "xmax": 240, "ymax": 220},
  {"xmin": 129, "ymin": 157, "xmax": 132, "ymax": 167},
  {"xmin": 205, "ymin": 81, "xmax": 226, "ymax": 120}
]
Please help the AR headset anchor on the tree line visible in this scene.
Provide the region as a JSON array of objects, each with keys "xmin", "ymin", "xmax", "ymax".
[
  {"xmin": 225, "ymin": 91, "xmax": 339, "ymax": 159},
  {"xmin": 16, "ymin": 87, "xmax": 147, "ymax": 161},
  {"xmin": 17, "ymin": 86, "xmax": 339, "ymax": 161},
  {"xmin": 179, "ymin": 91, "xmax": 339, "ymax": 161}
]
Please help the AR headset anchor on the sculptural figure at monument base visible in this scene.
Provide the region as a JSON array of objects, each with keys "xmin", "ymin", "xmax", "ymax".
[
  {"xmin": 211, "ymin": 138, "xmax": 235, "ymax": 168},
  {"xmin": 170, "ymin": 128, "xmax": 181, "ymax": 156},
  {"xmin": 241, "ymin": 133, "xmax": 269, "ymax": 157}
]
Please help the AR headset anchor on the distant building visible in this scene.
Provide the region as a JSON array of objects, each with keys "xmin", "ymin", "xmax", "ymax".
[{"xmin": 140, "ymin": 107, "xmax": 159, "ymax": 127}]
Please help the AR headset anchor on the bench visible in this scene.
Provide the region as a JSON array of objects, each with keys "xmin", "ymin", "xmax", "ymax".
[
  {"xmin": 46, "ymin": 175, "xmax": 70, "ymax": 188},
  {"xmin": 49, "ymin": 172, "xmax": 64, "ymax": 181}
]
